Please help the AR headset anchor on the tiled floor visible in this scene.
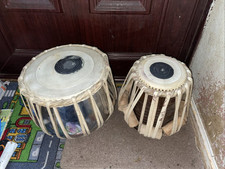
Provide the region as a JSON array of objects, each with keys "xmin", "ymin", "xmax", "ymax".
[{"xmin": 61, "ymin": 107, "xmax": 203, "ymax": 169}]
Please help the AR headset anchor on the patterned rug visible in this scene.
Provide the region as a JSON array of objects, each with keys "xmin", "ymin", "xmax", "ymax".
[{"xmin": 0, "ymin": 81, "xmax": 64, "ymax": 169}]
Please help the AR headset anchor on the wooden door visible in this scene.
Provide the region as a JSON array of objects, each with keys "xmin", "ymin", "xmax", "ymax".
[{"xmin": 0, "ymin": 0, "xmax": 212, "ymax": 79}]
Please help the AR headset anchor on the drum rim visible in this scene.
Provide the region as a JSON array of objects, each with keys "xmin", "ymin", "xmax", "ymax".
[
  {"xmin": 18, "ymin": 44, "xmax": 111, "ymax": 105},
  {"xmin": 132, "ymin": 54, "xmax": 192, "ymax": 91}
]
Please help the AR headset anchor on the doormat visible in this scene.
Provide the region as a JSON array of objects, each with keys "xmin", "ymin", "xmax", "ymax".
[{"xmin": 0, "ymin": 81, "xmax": 64, "ymax": 169}]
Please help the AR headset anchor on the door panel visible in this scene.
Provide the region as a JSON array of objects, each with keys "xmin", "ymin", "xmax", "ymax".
[
  {"xmin": 3, "ymin": 0, "xmax": 62, "ymax": 12},
  {"xmin": 0, "ymin": 0, "xmax": 212, "ymax": 79},
  {"xmin": 157, "ymin": 0, "xmax": 198, "ymax": 56},
  {"xmin": 89, "ymin": 0, "xmax": 152, "ymax": 14}
]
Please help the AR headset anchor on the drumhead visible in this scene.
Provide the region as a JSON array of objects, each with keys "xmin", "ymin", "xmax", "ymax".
[
  {"xmin": 19, "ymin": 45, "xmax": 108, "ymax": 101},
  {"xmin": 137, "ymin": 54, "xmax": 188, "ymax": 90}
]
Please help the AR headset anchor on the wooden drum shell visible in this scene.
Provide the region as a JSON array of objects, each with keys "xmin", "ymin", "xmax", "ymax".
[{"xmin": 118, "ymin": 54, "xmax": 193, "ymax": 139}]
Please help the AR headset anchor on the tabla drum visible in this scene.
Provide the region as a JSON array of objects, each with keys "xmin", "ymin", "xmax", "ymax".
[
  {"xmin": 18, "ymin": 44, "xmax": 117, "ymax": 139},
  {"xmin": 118, "ymin": 54, "xmax": 193, "ymax": 139}
]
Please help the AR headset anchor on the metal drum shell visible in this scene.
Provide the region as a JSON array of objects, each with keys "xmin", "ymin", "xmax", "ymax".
[{"xmin": 18, "ymin": 44, "xmax": 117, "ymax": 139}]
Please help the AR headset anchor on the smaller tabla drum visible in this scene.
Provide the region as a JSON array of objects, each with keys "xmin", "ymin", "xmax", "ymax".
[
  {"xmin": 118, "ymin": 54, "xmax": 193, "ymax": 139},
  {"xmin": 18, "ymin": 44, "xmax": 117, "ymax": 139}
]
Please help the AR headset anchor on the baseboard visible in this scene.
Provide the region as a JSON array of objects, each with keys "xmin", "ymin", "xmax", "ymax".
[{"xmin": 190, "ymin": 98, "xmax": 218, "ymax": 169}]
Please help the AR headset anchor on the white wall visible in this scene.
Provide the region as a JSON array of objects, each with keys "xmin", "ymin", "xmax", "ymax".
[{"xmin": 190, "ymin": 0, "xmax": 225, "ymax": 168}]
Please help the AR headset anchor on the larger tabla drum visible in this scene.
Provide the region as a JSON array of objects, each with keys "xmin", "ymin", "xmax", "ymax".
[{"xmin": 18, "ymin": 44, "xmax": 117, "ymax": 139}]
